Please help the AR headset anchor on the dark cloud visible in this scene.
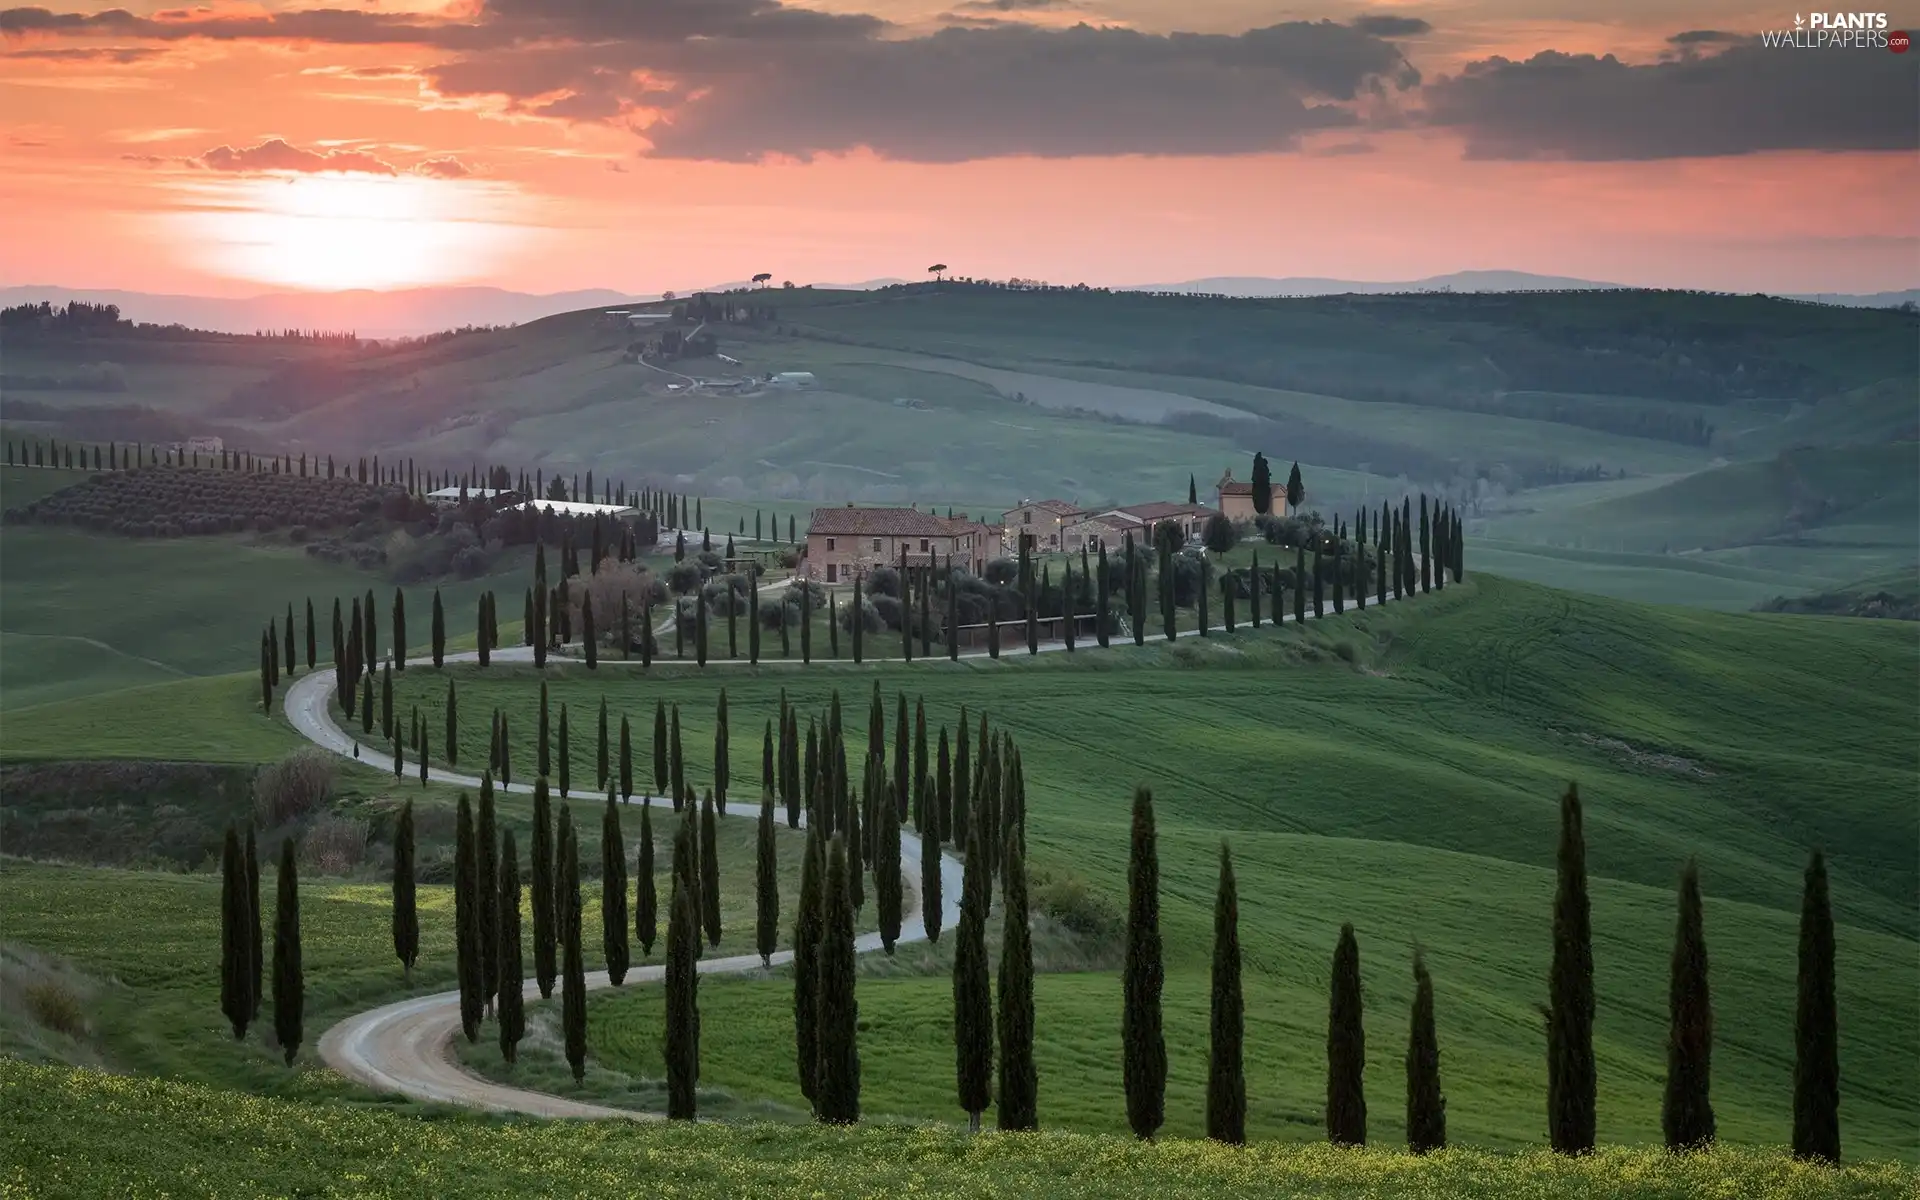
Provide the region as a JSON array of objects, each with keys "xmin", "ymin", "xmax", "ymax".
[
  {"xmin": 1666, "ymin": 29, "xmax": 1741, "ymax": 45},
  {"xmin": 200, "ymin": 137, "xmax": 398, "ymax": 174},
  {"xmin": 120, "ymin": 151, "xmax": 196, "ymax": 166},
  {"xmin": 1349, "ymin": 14, "xmax": 1430, "ymax": 38},
  {"xmin": 413, "ymin": 155, "xmax": 471, "ymax": 178},
  {"xmin": 1425, "ymin": 44, "xmax": 1917, "ymax": 159},
  {"xmin": 3, "ymin": 43, "xmax": 159, "ymax": 60},
  {"xmin": 951, "ymin": 0, "xmax": 1073, "ymax": 10}
]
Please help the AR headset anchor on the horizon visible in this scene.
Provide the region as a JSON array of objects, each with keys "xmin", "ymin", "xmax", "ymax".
[{"xmin": 3, "ymin": 2, "xmax": 1916, "ymax": 297}]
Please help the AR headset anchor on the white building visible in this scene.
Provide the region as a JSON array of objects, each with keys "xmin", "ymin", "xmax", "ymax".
[
  {"xmin": 770, "ymin": 371, "xmax": 817, "ymax": 389},
  {"xmin": 517, "ymin": 499, "xmax": 639, "ymax": 518}
]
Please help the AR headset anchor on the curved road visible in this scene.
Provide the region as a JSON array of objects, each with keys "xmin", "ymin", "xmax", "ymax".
[{"xmin": 297, "ymin": 567, "xmax": 1427, "ymax": 1118}]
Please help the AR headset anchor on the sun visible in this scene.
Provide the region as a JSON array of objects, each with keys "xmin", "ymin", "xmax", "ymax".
[{"xmin": 163, "ymin": 171, "xmax": 532, "ymax": 292}]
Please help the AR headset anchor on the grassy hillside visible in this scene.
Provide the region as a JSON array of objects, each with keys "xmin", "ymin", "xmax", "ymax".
[
  {"xmin": 8, "ymin": 1062, "xmax": 1911, "ymax": 1200},
  {"xmin": 351, "ymin": 575, "xmax": 1920, "ymax": 1155}
]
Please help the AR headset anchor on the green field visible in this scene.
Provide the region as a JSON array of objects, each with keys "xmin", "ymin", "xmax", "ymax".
[
  {"xmin": 8, "ymin": 1061, "xmax": 1911, "ymax": 1200},
  {"xmin": 354, "ymin": 575, "xmax": 1920, "ymax": 1155}
]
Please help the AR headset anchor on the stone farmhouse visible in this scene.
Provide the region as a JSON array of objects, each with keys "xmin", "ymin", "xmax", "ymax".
[
  {"xmin": 1001, "ymin": 499, "xmax": 1084, "ymax": 554},
  {"xmin": 804, "ymin": 505, "xmax": 994, "ymax": 584},
  {"xmin": 1215, "ymin": 468, "xmax": 1289, "ymax": 522}
]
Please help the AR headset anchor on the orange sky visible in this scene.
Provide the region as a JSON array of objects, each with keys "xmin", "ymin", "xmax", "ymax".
[{"xmin": 2, "ymin": 1, "xmax": 1915, "ymax": 295}]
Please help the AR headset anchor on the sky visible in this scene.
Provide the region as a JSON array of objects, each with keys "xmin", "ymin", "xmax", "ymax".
[{"xmin": 1, "ymin": 0, "xmax": 1915, "ymax": 296}]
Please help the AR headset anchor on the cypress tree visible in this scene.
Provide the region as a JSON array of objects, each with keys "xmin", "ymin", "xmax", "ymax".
[
  {"xmin": 1663, "ymin": 860, "xmax": 1714, "ymax": 1151},
  {"xmin": 381, "ymin": 662, "xmax": 393, "ymax": 739},
  {"xmin": 558, "ymin": 704, "xmax": 571, "ymax": 799},
  {"xmin": 954, "ymin": 824, "xmax": 994, "ymax": 1133},
  {"xmin": 445, "ymin": 678, "xmax": 459, "ymax": 767},
  {"xmin": 305, "ymin": 598, "xmax": 317, "ymax": 669},
  {"xmin": 695, "ymin": 592, "xmax": 708, "ymax": 667},
  {"xmin": 268, "ymin": 620, "xmax": 280, "ymax": 687},
  {"xmin": 597, "ymin": 697, "xmax": 610, "ymax": 790},
  {"xmin": 876, "ymin": 781, "xmax": 903, "ymax": 955},
  {"xmin": 584, "ymin": 592, "xmax": 597, "ymax": 668},
  {"xmin": 1312, "ymin": 545, "xmax": 1324, "ymax": 617},
  {"xmin": 921, "ymin": 786, "xmax": 944, "ymax": 945},
  {"xmin": 559, "ymin": 807, "xmax": 587, "ymax": 1083},
  {"xmin": 364, "ymin": 587, "xmax": 378, "ymax": 668},
  {"xmin": 246, "ymin": 827, "xmax": 262, "ymax": 1019},
  {"xmin": 793, "ymin": 826, "xmax": 825, "ymax": 1107},
  {"xmin": 670, "ymin": 704, "xmax": 685, "ymax": 809},
  {"xmin": 455, "ymin": 793, "xmax": 483, "ymax": 1042},
  {"xmin": 996, "ymin": 836, "xmax": 1037, "ymax": 1131},
  {"xmin": 361, "ymin": 672, "xmax": 375, "ymax": 735},
  {"xmin": 1158, "ymin": 538, "xmax": 1176, "ymax": 641},
  {"xmin": 498, "ymin": 830, "xmax": 525, "ymax": 1063},
  {"xmin": 913, "ymin": 698, "xmax": 928, "ymax": 829},
  {"xmin": 894, "ymin": 692, "xmax": 910, "ymax": 821},
  {"xmin": 636, "ymin": 798, "xmax": 658, "ymax": 957},
  {"xmin": 1295, "ymin": 543, "xmax": 1307, "ymax": 624},
  {"xmin": 816, "ymin": 834, "xmax": 862, "ymax": 1124},
  {"xmin": 283, "ymin": 605, "xmax": 296, "ymax": 677},
  {"xmin": 498, "ymin": 713, "xmax": 511, "ymax": 788},
  {"xmin": 392, "ymin": 800, "xmax": 418, "ymax": 979},
  {"xmin": 1095, "ymin": 543, "xmax": 1112, "ymax": 647},
  {"xmin": 603, "ymin": 793, "xmax": 630, "ymax": 985},
  {"xmin": 1793, "ymin": 850, "xmax": 1840, "ymax": 1164},
  {"xmin": 665, "ymin": 850, "xmax": 701, "ymax": 1119},
  {"xmin": 392, "ymin": 590, "xmax": 406, "ymax": 671},
  {"xmin": 477, "ymin": 593, "xmax": 492, "ymax": 668},
  {"xmin": 219, "ymin": 827, "xmax": 252, "ymax": 1039},
  {"xmin": 271, "ymin": 836, "xmax": 303, "ymax": 1065},
  {"xmin": 784, "ymin": 709, "xmax": 802, "ymax": 829},
  {"xmin": 1406, "ymin": 949, "xmax": 1446, "ymax": 1154},
  {"xmin": 757, "ymin": 791, "xmax": 779, "ymax": 966},
  {"xmin": 1197, "ymin": 558, "xmax": 1210, "ymax": 635},
  {"xmin": 653, "ymin": 700, "xmax": 668, "ymax": 799},
  {"xmin": 1547, "ymin": 783, "xmax": 1596, "ymax": 1155},
  {"xmin": 622, "ymin": 595, "xmax": 633, "ymax": 662},
  {"xmin": 715, "ymin": 688, "xmax": 731, "ymax": 815},
  {"xmin": 1378, "ymin": 504, "xmax": 1391, "ymax": 606},
  {"xmin": 843, "ymin": 774, "xmax": 864, "ymax": 912},
  {"xmin": 1123, "ymin": 786, "xmax": 1166, "ymax": 1140},
  {"xmin": 531, "ymin": 778, "xmax": 558, "ymax": 998},
  {"xmin": 532, "ymin": 586, "xmax": 547, "ymax": 667},
  {"xmin": 393, "ymin": 723, "xmax": 404, "ymax": 781},
  {"xmin": 1326, "ymin": 922, "xmax": 1367, "ymax": 1146},
  {"xmin": 1420, "ymin": 495, "xmax": 1432, "ymax": 593},
  {"xmin": 431, "ymin": 588, "xmax": 446, "ymax": 667},
  {"xmin": 1207, "ymin": 843, "xmax": 1245, "ymax": 1145},
  {"xmin": 538, "ymin": 683, "xmax": 552, "ymax": 778},
  {"xmin": 937, "ymin": 727, "xmax": 953, "ymax": 843},
  {"xmin": 259, "ymin": 632, "xmax": 272, "ymax": 711},
  {"xmin": 700, "ymin": 790, "xmax": 722, "ymax": 946},
  {"xmin": 619, "ymin": 713, "xmax": 633, "ymax": 798},
  {"xmin": 763, "ymin": 718, "xmax": 776, "ymax": 800}
]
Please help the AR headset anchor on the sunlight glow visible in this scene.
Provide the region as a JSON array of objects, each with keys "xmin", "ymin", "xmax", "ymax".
[{"xmin": 160, "ymin": 172, "xmax": 534, "ymax": 291}]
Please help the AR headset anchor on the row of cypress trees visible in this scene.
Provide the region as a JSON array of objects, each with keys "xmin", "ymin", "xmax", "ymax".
[{"xmin": 216, "ymin": 825, "xmax": 302, "ymax": 1065}]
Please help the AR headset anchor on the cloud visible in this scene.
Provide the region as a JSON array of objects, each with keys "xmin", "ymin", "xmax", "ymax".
[
  {"xmin": 3, "ymin": 44, "xmax": 162, "ymax": 61},
  {"xmin": 951, "ymin": 0, "xmax": 1073, "ymax": 10},
  {"xmin": 199, "ymin": 137, "xmax": 398, "ymax": 174},
  {"xmin": 1425, "ymin": 43, "xmax": 1917, "ymax": 159},
  {"xmin": 1666, "ymin": 29, "xmax": 1741, "ymax": 46},
  {"xmin": 121, "ymin": 151, "xmax": 197, "ymax": 166},
  {"xmin": 413, "ymin": 154, "xmax": 471, "ymax": 177},
  {"xmin": 1348, "ymin": 14, "xmax": 1430, "ymax": 38}
]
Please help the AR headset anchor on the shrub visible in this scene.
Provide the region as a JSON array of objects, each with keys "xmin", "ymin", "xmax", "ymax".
[
  {"xmin": 1030, "ymin": 865, "xmax": 1124, "ymax": 947},
  {"xmin": 758, "ymin": 597, "xmax": 794, "ymax": 630},
  {"xmin": 838, "ymin": 596, "xmax": 883, "ymax": 633},
  {"xmin": 863, "ymin": 565, "xmax": 900, "ymax": 598},
  {"xmin": 301, "ymin": 815, "xmax": 369, "ymax": 875},
  {"xmin": 23, "ymin": 980, "xmax": 87, "ymax": 1037},
  {"xmin": 777, "ymin": 548, "xmax": 800, "ymax": 569},
  {"xmin": 984, "ymin": 558, "xmax": 1019, "ymax": 587},
  {"xmin": 666, "ymin": 561, "xmax": 703, "ymax": 595},
  {"xmin": 252, "ymin": 749, "xmax": 336, "ymax": 828},
  {"xmin": 1203, "ymin": 513, "xmax": 1237, "ymax": 554}
]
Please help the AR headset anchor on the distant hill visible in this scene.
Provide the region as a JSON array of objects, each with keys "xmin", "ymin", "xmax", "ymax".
[
  {"xmin": 1125, "ymin": 273, "xmax": 1919, "ymax": 308},
  {"xmin": 1757, "ymin": 567, "xmax": 1920, "ymax": 620}
]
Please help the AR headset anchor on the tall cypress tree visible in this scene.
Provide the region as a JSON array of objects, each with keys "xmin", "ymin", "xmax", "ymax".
[
  {"xmin": 498, "ymin": 829, "xmax": 525, "ymax": 1063},
  {"xmin": 1419, "ymin": 495, "xmax": 1432, "ymax": 593},
  {"xmin": 653, "ymin": 700, "xmax": 668, "ymax": 799},
  {"xmin": 665, "ymin": 845, "xmax": 701, "ymax": 1119},
  {"xmin": 603, "ymin": 792, "xmax": 631, "ymax": 985},
  {"xmin": 380, "ymin": 662, "xmax": 393, "ymax": 740},
  {"xmin": 443, "ymin": 678, "xmax": 459, "ymax": 767},
  {"xmin": 793, "ymin": 826, "xmax": 825, "ymax": 1107},
  {"xmin": 636, "ymin": 798, "xmax": 658, "ymax": 958},
  {"xmin": 431, "ymin": 588, "xmax": 446, "ymax": 667},
  {"xmin": 954, "ymin": 824, "xmax": 993, "ymax": 1133},
  {"xmin": 360, "ymin": 672, "xmax": 375, "ymax": 735},
  {"xmin": 531, "ymin": 778, "xmax": 558, "ymax": 999},
  {"xmin": 715, "ymin": 688, "xmax": 731, "ymax": 815},
  {"xmin": 1663, "ymin": 860, "xmax": 1714, "ymax": 1151},
  {"xmin": 219, "ymin": 827, "xmax": 252, "ymax": 1039},
  {"xmin": 1207, "ymin": 843, "xmax": 1245, "ymax": 1145},
  {"xmin": 1793, "ymin": 850, "xmax": 1840, "ymax": 1164},
  {"xmin": 894, "ymin": 692, "xmax": 910, "ymax": 821},
  {"xmin": 954, "ymin": 712, "xmax": 971, "ymax": 850},
  {"xmin": 559, "ymin": 807, "xmax": 587, "ymax": 1083},
  {"xmin": 1312, "ymin": 546, "xmax": 1325, "ymax": 617},
  {"xmin": 1294, "ymin": 543, "xmax": 1307, "ymax": 624},
  {"xmin": 1547, "ymin": 783, "xmax": 1596, "ymax": 1155},
  {"xmin": 246, "ymin": 826, "xmax": 262, "ymax": 1019},
  {"xmin": 921, "ymin": 787, "xmax": 944, "ymax": 945},
  {"xmin": 584, "ymin": 592, "xmax": 598, "ymax": 668},
  {"xmin": 391, "ymin": 590, "xmax": 405, "ymax": 671},
  {"xmin": 996, "ymin": 837, "xmax": 1037, "ymax": 1131},
  {"xmin": 558, "ymin": 704, "xmax": 572, "ymax": 798},
  {"xmin": 757, "ymin": 791, "xmax": 779, "ymax": 966},
  {"xmin": 283, "ymin": 605, "xmax": 295, "ymax": 677},
  {"xmin": 670, "ymin": 704, "xmax": 685, "ymax": 810},
  {"xmin": 816, "ymin": 834, "xmax": 862, "ymax": 1124},
  {"xmin": 1123, "ymin": 786, "xmax": 1166, "ymax": 1140},
  {"xmin": 875, "ymin": 781, "xmax": 903, "ymax": 955},
  {"xmin": 936, "ymin": 727, "xmax": 954, "ymax": 844},
  {"xmin": 305, "ymin": 598, "xmax": 317, "ymax": 669},
  {"xmin": 913, "ymin": 698, "xmax": 929, "ymax": 829},
  {"xmin": 620, "ymin": 713, "xmax": 634, "ymax": 799},
  {"xmin": 1406, "ymin": 948, "xmax": 1446, "ymax": 1154},
  {"xmin": 598, "ymin": 697, "xmax": 610, "ymax": 791},
  {"xmin": 537, "ymin": 683, "xmax": 552, "ymax": 779},
  {"xmin": 455, "ymin": 794, "xmax": 483, "ymax": 1042},
  {"xmin": 271, "ymin": 836, "xmax": 303, "ymax": 1065},
  {"xmin": 700, "ymin": 791, "xmax": 722, "ymax": 946},
  {"xmin": 1326, "ymin": 922, "xmax": 1367, "ymax": 1146},
  {"xmin": 392, "ymin": 800, "xmax": 418, "ymax": 979}
]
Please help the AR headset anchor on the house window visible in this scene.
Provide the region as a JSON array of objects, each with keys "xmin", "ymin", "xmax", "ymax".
[
  {"xmin": 1024, "ymin": 510, "xmax": 1032, "ymax": 524},
  {"xmin": 827, "ymin": 563, "xmax": 837, "ymax": 583},
  {"xmin": 919, "ymin": 538, "xmax": 929, "ymax": 552},
  {"xmin": 826, "ymin": 537, "xmax": 836, "ymax": 551},
  {"xmin": 872, "ymin": 538, "xmax": 882, "ymax": 551}
]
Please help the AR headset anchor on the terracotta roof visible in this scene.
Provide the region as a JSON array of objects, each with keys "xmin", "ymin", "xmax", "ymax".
[
  {"xmin": 1068, "ymin": 513, "xmax": 1136, "ymax": 531},
  {"xmin": 807, "ymin": 506, "xmax": 956, "ymax": 537},
  {"xmin": 1218, "ymin": 480, "xmax": 1253, "ymax": 496},
  {"xmin": 1108, "ymin": 501, "xmax": 1217, "ymax": 522},
  {"xmin": 1008, "ymin": 498, "xmax": 1083, "ymax": 517}
]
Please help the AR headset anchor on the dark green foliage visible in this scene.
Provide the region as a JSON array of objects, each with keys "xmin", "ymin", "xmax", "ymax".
[
  {"xmin": 360, "ymin": 672, "xmax": 375, "ymax": 735},
  {"xmin": 936, "ymin": 728, "xmax": 953, "ymax": 845},
  {"xmin": 391, "ymin": 589, "xmax": 405, "ymax": 669},
  {"xmin": 1313, "ymin": 546, "xmax": 1324, "ymax": 617},
  {"xmin": 700, "ymin": 791, "xmax": 722, "ymax": 946},
  {"xmin": 636, "ymin": 799, "xmax": 658, "ymax": 958},
  {"xmin": 1547, "ymin": 783, "xmax": 1596, "ymax": 1155},
  {"xmin": 670, "ymin": 705, "xmax": 685, "ymax": 810},
  {"xmin": 455, "ymin": 794, "xmax": 483, "ymax": 1043},
  {"xmin": 1294, "ymin": 543, "xmax": 1307, "ymax": 624},
  {"xmin": 1096, "ymin": 544, "xmax": 1111, "ymax": 648},
  {"xmin": 1286, "ymin": 460, "xmax": 1304, "ymax": 509},
  {"xmin": 1197, "ymin": 558, "xmax": 1211, "ymax": 634},
  {"xmin": 619, "ymin": 714, "xmax": 632, "ymax": 799},
  {"xmin": 530, "ymin": 778, "xmax": 557, "ymax": 999},
  {"xmin": 603, "ymin": 794, "xmax": 630, "ymax": 986},
  {"xmin": 306, "ymin": 598, "xmax": 316, "ymax": 669},
  {"xmin": 477, "ymin": 776, "xmax": 499, "ymax": 1006},
  {"xmin": 559, "ymin": 806, "xmax": 587, "ymax": 1083},
  {"xmin": 715, "ymin": 688, "xmax": 730, "ymax": 813},
  {"xmin": 763, "ymin": 719, "xmax": 775, "ymax": 800},
  {"xmin": 583, "ymin": 593, "xmax": 597, "ymax": 669},
  {"xmin": 497, "ymin": 830, "xmax": 525, "ymax": 1064},
  {"xmin": 381, "ymin": 663, "xmax": 393, "ymax": 740},
  {"xmin": 1123, "ymin": 786, "xmax": 1166, "ymax": 1140},
  {"xmin": 392, "ymin": 801, "xmax": 418, "ymax": 977},
  {"xmin": 1407, "ymin": 949, "xmax": 1446, "ymax": 1154},
  {"xmin": 597, "ymin": 698, "xmax": 609, "ymax": 790},
  {"xmin": 1326, "ymin": 923, "xmax": 1367, "ymax": 1146},
  {"xmin": 665, "ymin": 863, "xmax": 701, "ymax": 1119},
  {"xmin": 244, "ymin": 827, "xmax": 261, "ymax": 1019},
  {"xmin": 538, "ymin": 683, "xmax": 552, "ymax": 779},
  {"xmin": 953, "ymin": 824, "xmax": 993, "ymax": 1131},
  {"xmin": 913, "ymin": 699, "xmax": 928, "ymax": 829},
  {"xmin": 843, "ymin": 781, "xmax": 864, "ymax": 913},
  {"xmin": 921, "ymin": 789, "xmax": 943, "ymax": 946},
  {"xmin": 219, "ymin": 827, "xmax": 252, "ymax": 1039},
  {"xmin": 271, "ymin": 836, "xmax": 303, "ymax": 1066},
  {"xmin": 431, "ymin": 588, "xmax": 446, "ymax": 667},
  {"xmin": 1208, "ymin": 844, "xmax": 1245, "ymax": 1145},
  {"xmin": 558, "ymin": 704, "xmax": 571, "ymax": 798},
  {"xmin": 757, "ymin": 791, "xmax": 779, "ymax": 967},
  {"xmin": 894, "ymin": 693, "xmax": 910, "ymax": 822},
  {"xmin": 1157, "ymin": 539, "xmax": 1176, "ymax": 642},
  {"xmin": 1251, "ymin": 452, "xmax": 1272, "ymax": 515},
  {"xmin": 1664, "ymin": 861, "xmax": 1715, "ymax": 1151},
  {"xmin": 816, "ymin": 836, "xmax": 862, "ymax": 1124},
  {"xmin": 653, "ymin": 701, "xmax": 668, "ymax": 797},
  {"xmin": 793, "ymin": 826, "xmax": 825, "ymax": 1107},
  {"xmin": 1420, "ymin": 495, "xmax": 1432, "ymax": 594},
  {"xmin": 953, "ymin": 712, "xmax": 971, "ymax": 852},
  {"xmin": 875, "ymin": 781, "xmax": 903, "ymax": 955},
  {"xmin": 1793, "ymin": 851, "xmax": 1841, "ymax": 1164},
  {"xmin": 996, "ymin": 837, "xmax": 1037, "ymax": 1132}
]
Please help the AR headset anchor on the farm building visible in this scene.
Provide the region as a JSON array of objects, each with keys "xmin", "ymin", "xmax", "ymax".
[
  {"xmin": 517, "ymin": 499, "xmax": 638, "ymax": 519},
  {"xmin": 1215, "ymin": 468, "xmax": 1288, "ymax": 521},
  {"xmin": 769, "ymin": 371, "xmax": 817, "ymax": 389},
  {"xmin": 426, "ymin": 486, "xmax": 511, "ymax": 509},
  {"xmin": 805, "ymin": 504, "xmax": 991, "ymax": 583}
]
